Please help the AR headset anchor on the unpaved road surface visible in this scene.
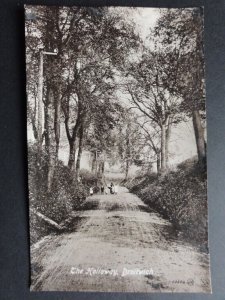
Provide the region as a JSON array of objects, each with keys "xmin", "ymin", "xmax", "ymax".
[{"xmin": 31, "ymin": 187, "xmax": 211, "ymax": 292}]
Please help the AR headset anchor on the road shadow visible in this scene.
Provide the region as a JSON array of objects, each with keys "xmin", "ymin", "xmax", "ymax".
[
  {"xmin": 137, "ymin": 204, "xmax": 156, "ymax": 213},
  {"xmin": 106, "ymin": 203, "xmax": 121, "ymax": 212},
  {"xmin": 76, "ymin": 200, "xmax": 99, "ymax": 211},
  {"xmin": 61, "ymin": 216, "xmax": 88, "ymax": 233}
]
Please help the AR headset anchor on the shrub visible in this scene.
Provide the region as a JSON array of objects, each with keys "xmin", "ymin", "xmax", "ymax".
[
  {"xmin": 79, "ymin": 169, "xmax": 102, "ymax": 193},
  {"xmin": 28, "ymin": 143, "xmax": 88, "ymax": 244},
  {"xmin": 79, "ymin": 169, "xmax": 98, "ymax": 187},
  {"xmin": 126, "ymin": 164, "xmax": 208, "ymax": 250}
]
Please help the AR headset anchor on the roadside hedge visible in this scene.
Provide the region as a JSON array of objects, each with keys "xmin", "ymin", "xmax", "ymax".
[
  {"xmin": 28, "ymin": 143, "xmax": 88, "ymax": 244},
  {"xmin": 126, "ymin": 163, "xmax": 208, "ymax": 251}
]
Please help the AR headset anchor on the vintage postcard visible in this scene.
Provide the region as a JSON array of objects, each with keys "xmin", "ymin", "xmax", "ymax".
[{"xmin": 25, "ymin": 5, "xmax": 211, "ymax": 292}]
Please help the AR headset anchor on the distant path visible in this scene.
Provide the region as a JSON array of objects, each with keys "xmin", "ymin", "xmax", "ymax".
[{"xmin": 30, "ymin": 187, "xmax": 211, "ymax": 292}]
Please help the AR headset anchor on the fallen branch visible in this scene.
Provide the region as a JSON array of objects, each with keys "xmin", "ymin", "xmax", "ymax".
[{"xmin": 30, "ymin": 208, "xmax": 63, "ymax": 231}]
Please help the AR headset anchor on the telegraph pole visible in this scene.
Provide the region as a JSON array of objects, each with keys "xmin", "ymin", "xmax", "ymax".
[
  {"xmin": 37, "ymin": 50, "xmax": 44, "ymax": 157},
  {"xmin": 37, "ymin": 49, "xmax": 58, "ymax": 160}
]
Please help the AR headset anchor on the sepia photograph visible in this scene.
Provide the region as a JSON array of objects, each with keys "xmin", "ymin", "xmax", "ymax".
[{"xmin": 25, "ymin": 5, "xmax": 211, "ymax": 292}]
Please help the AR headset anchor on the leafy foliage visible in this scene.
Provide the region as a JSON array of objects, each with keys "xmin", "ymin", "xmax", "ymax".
[
  {"xmin": 154, "ymin": 8, "xmax": 205, "ymax": 115},
  {"xmin": 126, "ymin": 162, "xmax": 208, "ymax": 251},
  {"xmin": 79, "ymin": 169, "xmax": 99, "ymax": 187},
  {"xmin": 28, "ymin": 143, "xmax": 88, "ymax": 243}
]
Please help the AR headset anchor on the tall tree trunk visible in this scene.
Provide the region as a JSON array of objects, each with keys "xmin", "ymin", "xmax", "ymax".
[
  {"xmin": 29, "ymin": 95, "xmax": 38, "ymax": 140},
  {"xmin": 45, "ymin": 87, "xmax": 56, "ymax": 192},
  {"xmin": 31, "ymin": 120, "xmax": 38, "ymax": 140},
  {"xmin": 54, "ymin": 90, "xmax": 61, "ymax": 160},
  {"xmin": 156, "ymin": 151, "xmax": 161, "ymax": 174},
  {"xmin": 66, "ymin": 114, "xmax": 81, "ymax": 172},
  {"xmin": 37, "ymin": 50, "xmax": 44, "ymax": 159},
  {"xmin": 92, "ymin": 153, "xmax": 96, "ymax": 172},
  {"xmin": 125, "ymin": 125, "xmax": 131, "ymax": 180},
  {"xmin": 91, "ymin": 151, "xmax": 97, "ymax": 174},
  {"xmin": 192, "ymin": 110, "xmax": 206, "ymax": 166},
  {"xmin": 98, "ymin": 160, "xmax": 105, "ymax": 177},
  {"xmin": 160, "ymin": 123, "xmax": 166, "ymax": 173},
  {"xmin": 44, "ymin": 90, "xmax": 50, "ymax": 153},
  {"xmin": 101, "ymin": 161, "xmax": 105, "ymax": 174},
  {"xmin": 125, "ymin": 159, "xmax": 129, "ymax": 180},
  {"xmin": 68, "ymin": 140, "xmax": 76, "ymax": 172},
  {"xmin": 75, "ymin": 123, "xmax": 84, "ymax": 179},
  {"xmin": 165, "ymin": 122, "xmax": 172, "ymax": 168},
  {"xmin": 65, "ymin": 99, "xmax": 83, "ymax": 172}
]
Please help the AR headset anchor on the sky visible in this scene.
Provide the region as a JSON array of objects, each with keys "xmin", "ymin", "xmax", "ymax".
[{"xmin": 128, "ymin": 7, "xmax": 161, "ymax": 40}]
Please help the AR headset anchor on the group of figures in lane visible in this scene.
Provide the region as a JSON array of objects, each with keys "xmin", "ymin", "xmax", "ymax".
[{"xmin": 89, "ymin": 182, "xmax": 118, "ymax": 196}]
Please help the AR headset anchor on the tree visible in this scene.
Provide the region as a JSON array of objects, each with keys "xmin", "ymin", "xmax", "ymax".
[
  {"xmin": 85, "ymin": 98, "xmax": 123, "ymax": 178},
  {"xmin": 26, "ymin": 6, "xmax": 65, "ymax": 190},
  {"xmin": 25, "ymin": 8, "xmax": 45, "ymax": 143},
  {"xmin": 59, "ymin": 7, "xmax": 139, "ymax": 173},
  {"xmin": 137, "ymin": 119, "xmax": 161, "ymax": 173},
  {"xmin": 112, "ymin": 111, "xmax": 145, "ymax": 179},
  {"xmin": 154, "ymin": 8, "xmax": 206, "ymax": 167},
  {"xmin": 26, "ymin": 6, "xmax": 140, "ymax": 187},
  {"xmin": 124, "ymin": 47, "xmax": 183, "ymax": 173}
]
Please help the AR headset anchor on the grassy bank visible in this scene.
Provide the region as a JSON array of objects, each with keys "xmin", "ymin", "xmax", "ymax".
[
  {"xmin": 125, "ymin": 160, "xmax": 208, "ymax": 251},
  {"xmin": 28, "ymin": 144, "xmax": 89, "ymax": 244}
]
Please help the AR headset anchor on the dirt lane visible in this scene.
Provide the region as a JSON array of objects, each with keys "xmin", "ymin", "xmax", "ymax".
[{"xmin": 30, "ymin": 187, "xmax": 211, "ymax": 292}]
